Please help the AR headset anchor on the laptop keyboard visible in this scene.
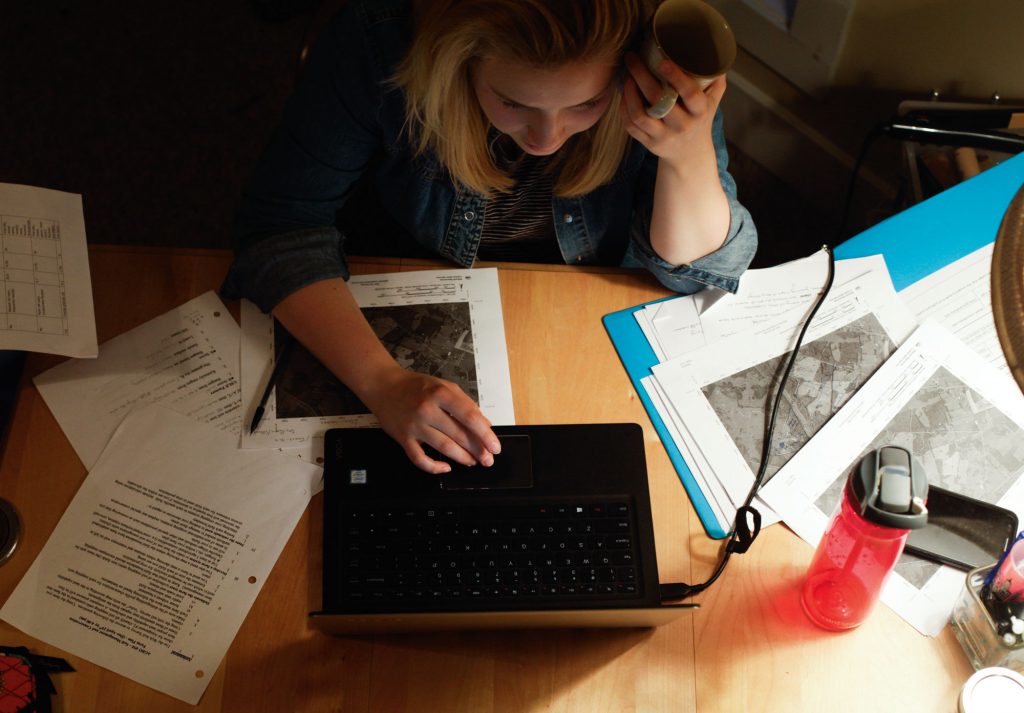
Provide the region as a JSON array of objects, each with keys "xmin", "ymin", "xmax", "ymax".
[{"xmin": 339, "ymin": 500, "xmax": 643, "ymax": 608}]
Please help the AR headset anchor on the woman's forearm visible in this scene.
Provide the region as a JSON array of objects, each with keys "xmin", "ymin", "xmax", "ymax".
[
  {"xmin": 271, "ymin": 277, "xmax": 399, "ymax": 400},
  {"xmin": 648, "ymin": 147, "xmax": 731, "ymax": 266},
  {"xmin": 270, "ymin": 277, "xmax": 500, "ymax": 472}
]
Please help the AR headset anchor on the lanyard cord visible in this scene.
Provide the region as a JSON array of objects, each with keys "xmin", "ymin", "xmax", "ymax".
[{"xmin": 663, "ymin": 245, "xmax": 837, "ymax": 600}]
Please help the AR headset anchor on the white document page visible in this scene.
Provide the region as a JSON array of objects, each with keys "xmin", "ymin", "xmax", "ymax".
[
  {"xmin": 642, "ymin": 374, "xmax": 738, "ymax": 529},
  {"xmin": 0, "ymin": 405, "xmax": 321, "ymax": 704},
  {"xmin": 898, "ymin": 241, "xmax": 1011, "ymax": 374},
  {"xmin": 636, "ymin": 295, "xmax": 699, "ymax": 363},
  {"xmin": 650, "ymin": 269, "xmax": 918, "ymax": 525},
  {"xmin": 34, "ymin": 291, "xmax": 242, "ymax": 469},
  {"xmin": 241, "ymin": 268, "xmax": 515, "ymax": 454},
  {"xmin": 0, "ymin": 182, "xmax": 97, "ymax": 357},
  {"xmin": 759, "ymin": 320, "xmax": 1024, "ymax": 636},
  {"xmin": 634, "ymin": 252, "xmax": 890, "ymax": 362}
]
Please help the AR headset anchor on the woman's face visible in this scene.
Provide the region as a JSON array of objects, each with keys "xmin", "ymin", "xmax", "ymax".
[{"xmin": 473, "ymin": 56, "xmax": 618, "ymax": 156}]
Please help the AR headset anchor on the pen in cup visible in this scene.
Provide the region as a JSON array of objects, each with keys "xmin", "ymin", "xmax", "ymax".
[
  {"xmin": 249, "ymin": 330, "xmax": 294, "ymax": 434},
  {"xmin": 986, "ymin": 532, "xmax": 1024, "ymax": 604},
  {"xmin": 980, "ymin": 532, "xmax": 1024, "ymax": 648}
]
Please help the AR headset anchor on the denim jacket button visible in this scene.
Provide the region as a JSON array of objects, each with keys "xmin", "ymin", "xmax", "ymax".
[
  {"xmin": 463, "ymin": 211, "xmax": 476, "ymax": 221},
  {"xmin": 563, "ymin": 213, "xmax": 574, "ymax": 224}
]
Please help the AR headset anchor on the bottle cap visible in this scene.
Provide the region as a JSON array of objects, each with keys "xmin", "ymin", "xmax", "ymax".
[
  {"xmin": 959, "ymin": 667, "xmax": 1024, "ymax": 712},
  {"xmin": 848, "ymin": 446, "xmax": 929, "ymax": 529}
]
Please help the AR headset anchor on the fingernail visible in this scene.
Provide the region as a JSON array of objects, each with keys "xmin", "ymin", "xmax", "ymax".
[
  {"xmin": 481, "ymin": 453, "xmax": 494, "ymax": 467},
  {"xmin": 490, "ymin": 439, "xmax": 501, "ymax": 453}
]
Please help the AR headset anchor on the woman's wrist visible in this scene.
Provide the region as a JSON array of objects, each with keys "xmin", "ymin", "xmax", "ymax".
[
  {"xmin": 650, "ymin": 152, "xmax": 731, "ymax": 266},
  {"xmin": 348, "ymin": 354, "xmax": 405, "ymax": 410},
  {"xmin": 657, "ymin": 136, "xmax": 718, "ymax": 180}
]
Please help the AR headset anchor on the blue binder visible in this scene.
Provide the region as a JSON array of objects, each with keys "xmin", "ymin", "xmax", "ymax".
[{"xmin": 603, "ymin": 152, "xmax": 1024, "ymax": 539}]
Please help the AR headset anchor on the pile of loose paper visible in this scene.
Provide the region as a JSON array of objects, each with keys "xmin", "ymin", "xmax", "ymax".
[
  {"xmin": 638, "ymin": 246, "xmax": 1024, "ymax": 637},
  {"xmin": 4, "ymin": 267, "xmax": 514, "ymax": 703}
]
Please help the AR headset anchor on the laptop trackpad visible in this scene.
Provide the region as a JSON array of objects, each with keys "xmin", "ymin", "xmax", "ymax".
[{"xmin": 439, "ymin": 434, "xmax": 533, "ymax": 490}]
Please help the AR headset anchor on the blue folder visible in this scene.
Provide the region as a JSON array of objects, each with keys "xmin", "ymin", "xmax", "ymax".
[{"xmin": 603, "ymin": 152, "xmax": 1024, "ymax": 539}]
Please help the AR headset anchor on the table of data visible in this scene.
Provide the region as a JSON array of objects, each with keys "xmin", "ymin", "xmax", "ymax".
[{"xmin": 2, "ymin": 213, "xmax": 68, "ymax": 336}]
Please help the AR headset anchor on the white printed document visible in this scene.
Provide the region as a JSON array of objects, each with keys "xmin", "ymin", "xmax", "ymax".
[
  {"xmin": 0, "ymin": 405, "xmax": 321, "ymax": 704},
  {"xmin": 34, "ymin": 291, "xmax": 242, "ymax": 469},
  {"xmin": 760, "ymin": 320, "xmax": 1024, "ymax": 636},
  {"xmin": 898, "ymin": 241, "xmax": 1011, "ymax": 374},
  {"xmin": 0, "ymin": 182, "xmax": 97, "ymax": 357},
  {"xmin": 241, "ymin": 268, "xmax": 515, "ymax": 457}
]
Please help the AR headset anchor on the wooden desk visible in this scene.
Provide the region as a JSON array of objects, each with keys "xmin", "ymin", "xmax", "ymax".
[{"xmin": 0, "ymin": 246, "xmax": 973, "ymax": 712}]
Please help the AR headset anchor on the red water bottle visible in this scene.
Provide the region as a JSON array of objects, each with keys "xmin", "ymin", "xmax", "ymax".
[{"xmin": 801, "ymin": 446, "xmax": 929, "ymax": 631}]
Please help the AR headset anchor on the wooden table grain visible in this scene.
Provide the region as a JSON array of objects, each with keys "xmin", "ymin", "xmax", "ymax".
[{"xmin": 0, "ymin": 246, "xmax": 973, "ymax": 712}]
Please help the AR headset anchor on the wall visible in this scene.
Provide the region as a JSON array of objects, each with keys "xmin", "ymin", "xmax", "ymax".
[
  {"xmin": 836, "ymin": 0, "xmax": 1024, "ymax": 100},
  {"xmin": 716, "ymin": 0, "xmax": 1024, "ymax": 234}
]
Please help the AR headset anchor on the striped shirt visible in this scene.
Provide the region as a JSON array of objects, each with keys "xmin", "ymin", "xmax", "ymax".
[{"xmin": 477, "ymin": 136, "xmax": 564, "ymax": 264}]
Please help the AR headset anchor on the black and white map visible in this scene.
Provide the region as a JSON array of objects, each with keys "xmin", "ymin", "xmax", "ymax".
[
  {"xmin": 761, "ymin": 320, "xmax": 1024, "ymax": 635},
  {"xmin": 811, "ymin": 365, "xmax": 1024, "ymax": 589},
  {"xmin": 704, "ymin": 313, "xmax": 896, "ymax": 485},
  {"xmin": 239, "ymin": 268, "xmax": 514, "ymax": 459},
  {"xmin": 275, "ymin": 302, "xmax": 479, "ymax": 419},
  {"xmin": 649, "ymin": 270, "xmax": 918, "ymax": 529}
]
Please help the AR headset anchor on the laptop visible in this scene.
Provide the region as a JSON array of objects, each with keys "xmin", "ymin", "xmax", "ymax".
[{"xmin": 310, "ymin": 423, "xmax": 696, "ymax": 634}]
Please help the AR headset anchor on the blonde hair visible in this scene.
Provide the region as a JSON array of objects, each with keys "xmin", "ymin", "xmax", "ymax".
[{"xmin": 393, "ymin": 0, "xmax": 652, "ymax": 198}]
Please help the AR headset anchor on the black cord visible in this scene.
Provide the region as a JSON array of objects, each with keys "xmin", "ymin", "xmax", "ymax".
[
  {"xmin": 837, "ymin": 119, "xmax": 1024, "ymax": 243},
  {"xmin": 662, "ymin": 245, "xmax": 837, "ymax": 600},
  {"xmin": 836, "ymin": 123, "xmax": 888, "ymax": 243}
]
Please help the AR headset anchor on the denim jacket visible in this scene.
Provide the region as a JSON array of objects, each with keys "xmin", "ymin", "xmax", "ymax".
[{"xmin": 222, "ymin": 0, "xmax": 757, "ymax": 313}]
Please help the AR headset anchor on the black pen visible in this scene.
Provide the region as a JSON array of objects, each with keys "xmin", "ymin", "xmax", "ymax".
[{"xmin": 249, "ymin": 333, "xmax": 293, "ymax": 434}]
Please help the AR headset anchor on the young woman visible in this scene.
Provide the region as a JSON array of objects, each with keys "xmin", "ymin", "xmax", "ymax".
[{"xmin": 222, "ymin": 0, "xmax": 757, "ymax": 473}]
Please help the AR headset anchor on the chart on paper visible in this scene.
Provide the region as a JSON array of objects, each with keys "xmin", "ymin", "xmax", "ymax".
[
  {"xmin": 2, "ymin": 212, "xmax": 70, "ymax": 336},
  {"xmin": 0, "ymin": 183, "xmax": 97, "ymax": 357}
]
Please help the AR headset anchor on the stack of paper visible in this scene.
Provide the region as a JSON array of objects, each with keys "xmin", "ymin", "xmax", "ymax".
[
  {"xmin": 640, "ymin": 251, "xmax": 917, "ymax": 527},
  {"xmin": 9, "ymin": 268, "xmax": 516, "ymax": 702},
  {"xmin": 635, "ymin": 244, "xmax": 1024, "ymax": 636},
  {"xmin": 1, "ymin": 405, "xmax": 320, "ymax": 704}
]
